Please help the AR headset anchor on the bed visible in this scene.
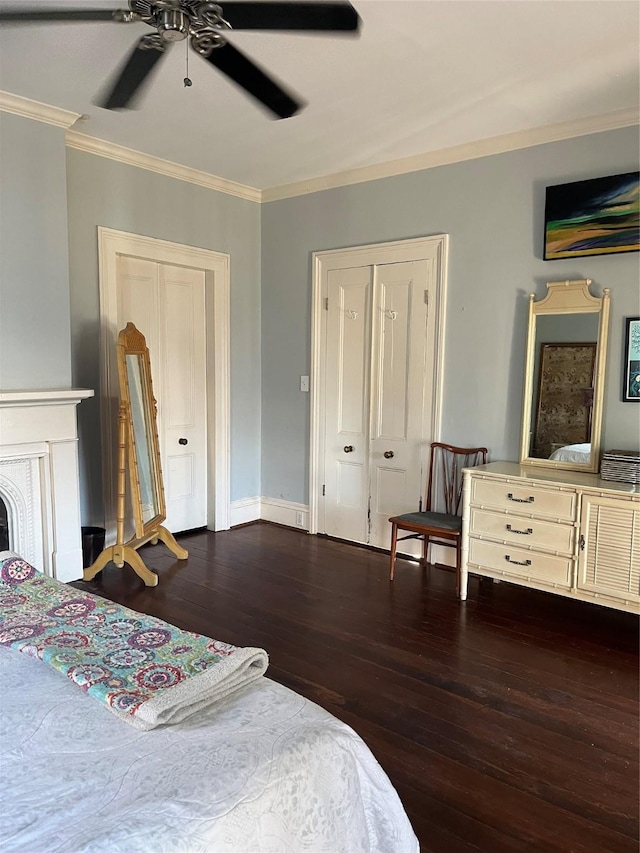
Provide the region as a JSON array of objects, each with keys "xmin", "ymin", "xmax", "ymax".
[
  {"xmin": 548, "ymin": 442, "xmax": 591, "ymax": 464},
  {"xmin": 0, "ymin": 555, "xmax": 418, "ymax": 853}
]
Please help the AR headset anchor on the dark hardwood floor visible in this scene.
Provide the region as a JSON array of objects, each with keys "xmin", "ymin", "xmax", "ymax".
[{"xmin": 74, "ymin": 523, "xmax": 639, "ymax": 853}]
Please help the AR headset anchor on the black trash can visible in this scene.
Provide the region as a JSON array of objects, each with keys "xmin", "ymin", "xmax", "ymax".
[{"xmin": 81, "ymin": 526, "xmax": 106, "ymax": 568}]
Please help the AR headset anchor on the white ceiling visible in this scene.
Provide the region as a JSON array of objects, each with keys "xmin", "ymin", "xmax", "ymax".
[{"xmin": 0, "ymin": 0, "xmax": 638, "ymax": 191}]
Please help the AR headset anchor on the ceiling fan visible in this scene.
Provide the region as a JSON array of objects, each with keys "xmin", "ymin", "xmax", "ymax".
[{"xmin": 0, "ymin": 1, "xmax": 360, "ymax": 118}]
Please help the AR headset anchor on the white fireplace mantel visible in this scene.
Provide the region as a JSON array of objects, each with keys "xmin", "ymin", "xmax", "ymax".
[
  {"xmin": 0, "ymin": 389, "xmax": 94, "ymax": 407},
  {"xmin": 0, "ymin": 388, "xmax": 93, "ymax": 582}
]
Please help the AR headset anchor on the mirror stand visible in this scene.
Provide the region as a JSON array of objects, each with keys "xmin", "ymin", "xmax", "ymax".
[{"xmin": 84, "ymin": 323, "xmax": 188, "ymax": 587}]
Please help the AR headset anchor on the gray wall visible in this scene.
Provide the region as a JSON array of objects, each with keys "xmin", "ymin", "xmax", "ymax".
[
  {"xmin": 1, "ymin": 115, "xmax": 637, "ymax": 523},
  {"xmin": 261, "ymin": 126, "xmax": 640, "ymax": 504},
  {"xmin": 66, "ymin": 149, "xmax": 261, "ymax": 523},
  {"xmin": 0, "ymin": 113, "xmax": 72, "ymax": 389}
]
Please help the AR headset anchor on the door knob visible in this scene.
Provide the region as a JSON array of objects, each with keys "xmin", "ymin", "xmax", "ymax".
[
  {"xmin": 384, "ymin": 450, "xmax": 394, "ymax": 459},
  {"xmin": 343, "ymin": 445, "xmax": 354, "ymax": 453},
  {"xmin": 178, "ymin": 438, "xmax": 188, "ymax": 445}
]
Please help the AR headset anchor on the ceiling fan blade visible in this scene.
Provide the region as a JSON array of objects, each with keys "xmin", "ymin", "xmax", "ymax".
[
  {"xmin": 98, "ymin": 36, "xmax": 167, "ymax": 110},
  {"xmin": 201, "ymin": 42, "xmax": 302, "ymax": 119},
  {"xmin": 0, "ymin": 8, "xmax": 120, "ymax": 23},
  {"xmin": 220, "ymin": 2, "xmax": 360, "ymax": 32}
]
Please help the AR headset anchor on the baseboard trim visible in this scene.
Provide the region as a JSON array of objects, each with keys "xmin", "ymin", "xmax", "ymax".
[
  {"xmin": 228, "ymin": 501, "xmax": 455, "ymax": 562},
  {"xmin": 429, "ymin": 544, "xmax": 456, "ymax": 569},
  {"xmin": 260, "ymin": 498, "xmax": 308, "ymax": 530},
  {"xmin": 229, "ymin": 497, "xmax": 261, "ymax": 527},
  {"xmin": 229, "ymin": 497, "xmax": 309, "ymax": 531}
]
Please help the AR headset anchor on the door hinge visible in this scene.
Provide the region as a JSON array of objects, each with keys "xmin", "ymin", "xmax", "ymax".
[
  {"xmin": 424, "ymin": 290, "xmax": 429, "ymax": 308},
  {"xmin": 322, "ymin": 484, "xmax": 325, "ymax": 496},
  {"xmin": 324, "ymin": 297, "xmax": 329, "ymax": 310}
]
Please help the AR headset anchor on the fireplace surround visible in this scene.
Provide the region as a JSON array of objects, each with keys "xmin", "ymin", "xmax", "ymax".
[{"xmin": 0, "ymin": 389, "xmax": 93, "ymax": 582}]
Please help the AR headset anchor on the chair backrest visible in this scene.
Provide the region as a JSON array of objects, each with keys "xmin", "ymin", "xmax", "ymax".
[{"xmin": 425, "ymin": 442, "xmax": 488, "ymax": 516}]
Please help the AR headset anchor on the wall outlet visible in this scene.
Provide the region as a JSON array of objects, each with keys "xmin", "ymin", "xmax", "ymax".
[{"xmin": 295, "ymin": 511, "xmax": 304, "ymax": 527}]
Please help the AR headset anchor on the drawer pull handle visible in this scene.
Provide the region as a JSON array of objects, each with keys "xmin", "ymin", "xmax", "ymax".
[
  {"xmin": 507, "ymin": 492, "xmax": 534, "ymax": 504},
  {"xmin": 506, "ymin": 524, "xmax": 533, "ymax": 535},
  {"xmin": 505, "ymin": 555, "xmax": 531, "ymax": 567}
]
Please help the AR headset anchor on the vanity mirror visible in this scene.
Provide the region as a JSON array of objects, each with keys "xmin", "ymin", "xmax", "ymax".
[{"xmin": 520, "ymin": 279, "xmax": 610, "ymax": 473}]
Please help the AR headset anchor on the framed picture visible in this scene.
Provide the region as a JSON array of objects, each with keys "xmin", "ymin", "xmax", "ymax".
[
  {"xmin": 622, "ymin": 316, "xmax": 640, "ymax": 402},
  {"xmin": 543, "ymin": 172, "xmax": 640, "ymax": 260}
]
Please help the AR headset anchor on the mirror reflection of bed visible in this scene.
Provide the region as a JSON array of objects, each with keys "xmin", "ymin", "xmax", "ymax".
[{"xmin": 549, "ymin": 441, "xmax": 592, "ymax": 464}]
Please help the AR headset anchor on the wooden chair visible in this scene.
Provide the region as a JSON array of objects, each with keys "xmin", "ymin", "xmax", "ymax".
[{"xmin": 389, "ymin": 442, "xmax": 488, "ymax": 594}]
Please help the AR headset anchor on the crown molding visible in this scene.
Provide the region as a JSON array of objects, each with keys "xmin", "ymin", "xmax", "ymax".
[
  {"xmin": 0, "ymin": 91, "xmax": 81, "ymax": 129},
  {"xmin": 3, "ymin": 88, "xmax": 635, "ymax": 204},
  {"xmin": 262, "ymin": 107, "xmax": 640, "ymax": 202},
  {"xmin": 65, "ymin": 130, "xmax": 262, "ymax": 203}
]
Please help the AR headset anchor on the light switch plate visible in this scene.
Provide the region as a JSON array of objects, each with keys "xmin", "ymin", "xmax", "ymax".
[{"xmin": 300, "ymin": 375, "xmax": 310, "ymax": 392}]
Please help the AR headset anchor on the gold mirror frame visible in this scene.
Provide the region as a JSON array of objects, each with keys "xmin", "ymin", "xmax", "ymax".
[
  {"xmin": 119, "ymin": 323, "xmax": 165, "ymax": 537},
  {"xmin": 519, "ymin": 279, "xmax": 610, "ymax": 474},
  {"xmin": 84, "ymin": 322, "xmax": 188, "ymax": 587}
]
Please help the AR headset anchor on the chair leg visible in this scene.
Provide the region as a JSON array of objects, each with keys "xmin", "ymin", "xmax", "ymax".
[
  {"xmin": 455, "ymin": 538, "xmax": 462, "ymax": 597},
  {"xmin": 421, "ymin": 535, "xmax": 430, "ymax": 567},
  {"xmin": 389, "ymin": 523, "xmax": 398, "ymax": 580}
]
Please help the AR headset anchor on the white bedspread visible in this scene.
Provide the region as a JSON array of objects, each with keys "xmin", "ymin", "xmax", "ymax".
[
  {"xmin": 0, "ymin": 644, "xmax": 418, "ymax": 853},
  {"xmin": 549, "ymin": 442, "xmax": 591, "ymax": 464}
]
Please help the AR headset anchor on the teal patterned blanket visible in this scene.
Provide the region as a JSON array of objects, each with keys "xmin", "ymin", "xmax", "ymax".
[{"xmin": 0, "ymin": 555, "xmax": 268, "ymax": 730}]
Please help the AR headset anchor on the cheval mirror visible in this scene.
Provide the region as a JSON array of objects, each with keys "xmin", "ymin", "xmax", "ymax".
[
  {"xmin": 84, "ymin": 322, "xmax": 188, "ymax": 586},
  {"xmin": 520, "ymin": 279, "xmax": 610, "ymax": 474}
]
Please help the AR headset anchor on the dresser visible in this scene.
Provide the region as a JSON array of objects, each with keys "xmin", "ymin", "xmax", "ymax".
[{"xmin": 460, "ymin": 462, "xmax": 640, "ymax": 614}]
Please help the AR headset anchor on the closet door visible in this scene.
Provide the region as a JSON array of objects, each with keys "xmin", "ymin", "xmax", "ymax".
[
  {"xmin": 117, "ymin": 256, "xmax": 207, "ymax": 533},
  {"xmin": 368, "ymin": 260, "xmax": 431, "ymax": 550},
  {"xmin": 322, "ymin": 260, "xmax": 433, "ymax": 550},
  {"xmin": 158, "ymin": 263, "xmax": 207, "ymax": 532},
  {"xmin": 323, "ymin": 266, "xmax": 373, "ymax": 543}
]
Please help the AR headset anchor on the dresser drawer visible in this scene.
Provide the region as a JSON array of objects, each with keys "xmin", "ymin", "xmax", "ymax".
[
  {"xmin": 469, "ymin": 508, "xmax": 574, "ymax": 554},
  {"xmin": 470, "ymin": 477, "xmax": 576, "ymax": 521},
  {"xmin": 468, "ymin": 538, "xmax": 572, "ymax": 587}
]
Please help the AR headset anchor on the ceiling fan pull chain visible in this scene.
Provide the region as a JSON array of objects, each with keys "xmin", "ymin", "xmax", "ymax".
[{"xmin": 184, "ymin": 37, "xmax": 192, "ymax": 87}]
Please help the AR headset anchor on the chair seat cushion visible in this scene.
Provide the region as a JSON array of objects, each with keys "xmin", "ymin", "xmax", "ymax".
[{"xmin": 391, "ymin": 511, "xmax": 462, "ymax": 532}]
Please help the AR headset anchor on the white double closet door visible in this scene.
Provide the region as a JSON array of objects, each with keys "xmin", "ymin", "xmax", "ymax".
[
  {"xmin": 323, "ymin": 257, "xmax": 438, "ymax": 553},
  {"xmin": 117, "ymin": 256, "xmax": 207, "ymax": 533}
]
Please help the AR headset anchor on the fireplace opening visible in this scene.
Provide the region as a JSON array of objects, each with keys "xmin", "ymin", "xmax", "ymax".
[{"xmin": 0, "ymin": 495, "xmax": 9, "ymax": 551}]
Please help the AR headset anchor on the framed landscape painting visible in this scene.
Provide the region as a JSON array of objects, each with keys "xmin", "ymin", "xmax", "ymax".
[{"xmin": 543, "ymin": 172, "xmax": 640, "ymax": 260}]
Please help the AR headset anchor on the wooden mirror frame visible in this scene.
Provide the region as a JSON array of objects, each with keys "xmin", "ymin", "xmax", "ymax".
[
  {"xmin": 519, "ymin": 279, "xmax": 610, "ymax": 474},
  {"xmin": 84, "ymin": 322, "xmax": 187, "ymax": 587}
]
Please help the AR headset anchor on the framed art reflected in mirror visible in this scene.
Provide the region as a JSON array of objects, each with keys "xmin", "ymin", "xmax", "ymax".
[
  {"xmin": 532, "ymin": 341, "xmax": 596, "ymax": 459},
  {"xmin": 622, "ymin": 316, "xmax": 640, "ymax": 402}
]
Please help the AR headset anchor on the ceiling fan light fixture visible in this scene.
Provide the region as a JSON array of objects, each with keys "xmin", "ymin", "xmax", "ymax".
[
  {"xmin": 197, "ymin": 3, "xmax": 231, "ymax": 31},
  {"xmin": 191, "ymin": 29, "xmax": 226, "ymax": 57},
  {"xmin": 157, "ymin": 8, "xmax": 189, "ymax": 41}
]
